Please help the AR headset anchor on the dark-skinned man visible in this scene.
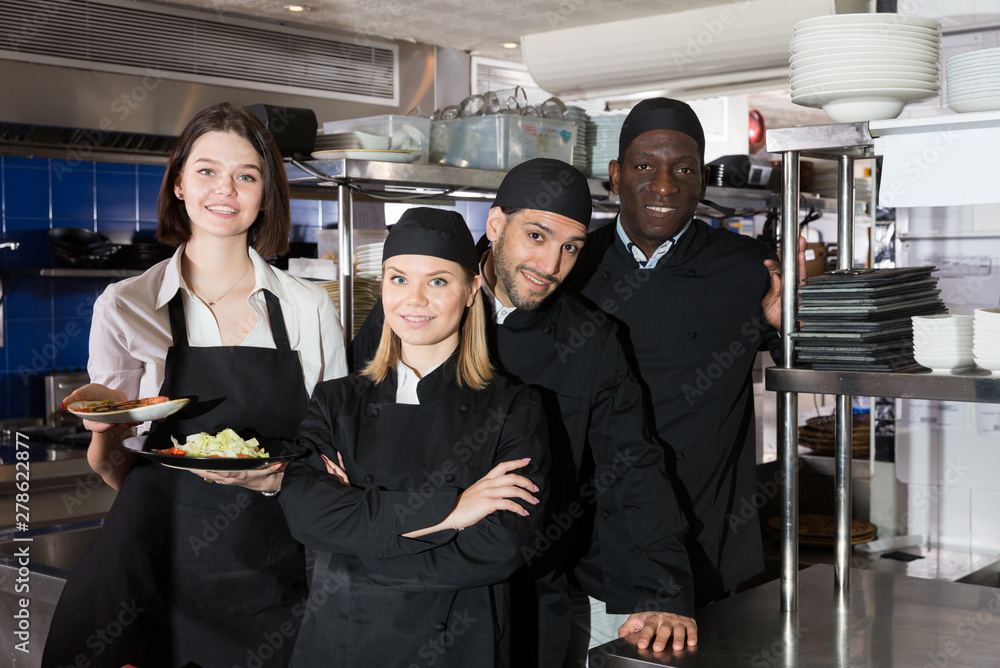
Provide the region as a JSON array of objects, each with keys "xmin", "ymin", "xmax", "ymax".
[
  {"xmin": 566, "ymin": 98, "xmax": 805, "ymax": 614},
  {"xmin": 352, "ymin": 158, "xmax": 697, "ymax": 666}
]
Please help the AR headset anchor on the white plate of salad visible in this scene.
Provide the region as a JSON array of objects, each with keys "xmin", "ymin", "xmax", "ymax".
[{"xmin": 121, "ymin": 428, "xmax": 307, "ymax": 470}]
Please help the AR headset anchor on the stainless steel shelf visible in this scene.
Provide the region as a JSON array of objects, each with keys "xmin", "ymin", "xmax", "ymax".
[
  {"xmin": 286, "ymin": 158, "xmax": 615, "ymax": 199},
  {"xmin": 766, "ymin": 121, "xmax": 876, "ymax": 158},
  {"xmin": 766, "ymin": 367, "xmax": 1000, "ymax": 403},
  {"xmin": 590, "ymin": 564, "xmax": 1000, "ymax": 667},
  {"xmin": 285, "ymin": 159, "xmax": 847, "ymax": 211}
]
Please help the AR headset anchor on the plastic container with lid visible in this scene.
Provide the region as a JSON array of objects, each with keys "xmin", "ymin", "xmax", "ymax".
[
  {"xmin": 320, "ymin": 115, "xmax": 431, "ymax": 163},
  {"xmin": 429, "ymin": 116, "xmax": 576, "ymax": 171}
]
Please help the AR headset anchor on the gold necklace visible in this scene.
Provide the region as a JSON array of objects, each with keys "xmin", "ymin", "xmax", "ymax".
[{"xmin": 186, "ymin": 263, "xmax": 251, "ymax": 309}]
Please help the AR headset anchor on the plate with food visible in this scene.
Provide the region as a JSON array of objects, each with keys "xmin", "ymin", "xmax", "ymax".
[
  {"xmin": 121, "ymin": 428, "xmax": 308, "ymax": 471},
  {"xmin": 67, "ymin": 396, "xmax": 189, "ymax": 423}
]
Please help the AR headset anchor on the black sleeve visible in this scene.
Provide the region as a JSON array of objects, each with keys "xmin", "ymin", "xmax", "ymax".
[
  {"xmin": 279, "ymin": 382, "xmax": 460, "ymax": 558},
  {"xmin": 347, "ymin": 300, "xmax": 385, "ymax": 372},
  {"xmin": 588, "ymin": 331, "xmax": 696, "ymax": 616},
  {"xmin": 350, "ymin": 390, "xmax": 550, "ymax": 591}
]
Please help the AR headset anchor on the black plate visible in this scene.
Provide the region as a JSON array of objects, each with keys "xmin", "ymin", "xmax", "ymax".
[{"xmin": 121, "ymin": 434, "xmax": 308, "ymax": 471}]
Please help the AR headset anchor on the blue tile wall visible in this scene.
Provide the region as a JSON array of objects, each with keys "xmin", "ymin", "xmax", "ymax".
[
  {"xmin": 0, "ymin": 156, "xmax": 329, "ymax": 420},
  {"xmin": 0, "ymin": 157, "xmax": 165, "ymax": 420}
]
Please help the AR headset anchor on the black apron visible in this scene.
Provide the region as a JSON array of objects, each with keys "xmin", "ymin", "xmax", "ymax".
[{"xmin": 44, "ymin": 291, "xmax": 310, "ymax": 668}]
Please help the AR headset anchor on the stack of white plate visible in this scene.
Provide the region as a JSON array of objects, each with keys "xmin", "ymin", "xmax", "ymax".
[
  {"xmin": 354, "ymin": 242, "xmax": 385, "ymax": 278},
  {"xmin": 790, "ymin": 13, "xmax": 941, "ymax": 123},
  {"xmin": 947, "ymin": 48, "xmax": 1000, "ymax": 113},
  {"xmin": 588, "ymin": 114, "xmax": 627, "ymax": 179},
  {"xmin": 315, "ymin": 278, "xmax": 381, "ymax": 337},
  {"xmin": 566, "ymin": 106, "xmax": 591, "ymax": 175},
  {"xmin": 912, "ymin": 314, "xmax": 974, "ymax": 373},
  {"xmin": 973, "ymin": 308, "xmax": 1000, "ymax": 372},
  {"xmin": 314, "ymin": 131, "xmax": 391, "ymax": 151}
]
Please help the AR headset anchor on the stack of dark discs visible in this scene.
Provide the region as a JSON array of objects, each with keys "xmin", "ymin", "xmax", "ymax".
[
  {"xmin": 792, "ymin": 266, "xmax": 947, "ymax": 371},
  {"xmin": 766, "ymin": 514, "xmax": 877, "ymax": 547},
  {"xmin": 798, "ymin": 413, "xmax": 870, "ymax": 458}
]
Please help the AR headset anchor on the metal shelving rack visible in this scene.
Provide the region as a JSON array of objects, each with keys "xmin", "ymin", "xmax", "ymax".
[
  {"xmin": 284, "ymin": 158, "xmax": 842, "ymax": 336},
  {"xmin": 765, "ymin": 120, "xmax": 1000, "ymax": 612}
]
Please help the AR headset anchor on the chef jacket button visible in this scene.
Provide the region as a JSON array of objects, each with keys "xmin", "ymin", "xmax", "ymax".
[
  {"xmin": 687, "ymin": 269, "xmax": 696, "ymax": 277},
  {"xmin": 435, "ymin": 622, "xmax": 446, "ymax": 632},
  {"xmin": 368, "ymin": 406, "xmax": 380, "ymax": 417},
  {"xmin": 364, "ymin": 474, "xmax": 374, "ymax": 484},
  {"xmin": 676, "ymin": 452, "xmax": 685, "ymax": 460},
  {"xmin": 601, "ymin": 510, "xmax": 610, "ymax": 519},
  {"xmin": 689, "ymin": 331, "xmax": 697, "ymax": 339},
  {"xmin": 544, "ymin": 325, "xmax": 553, "ymax": 335},
  {"xmin": 445, "ymin": 473, "xmax": 455, "ymax": 483},
  {"xmin": 460, "ymin": 403, "xmax": 470, "ymax": 413},
  {"xmin": 601, "ymin": 271, "xmax": 609, "ymax": 279}
]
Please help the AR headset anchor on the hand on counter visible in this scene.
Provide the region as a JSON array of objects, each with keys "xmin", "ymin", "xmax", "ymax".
[{"xmin": 618, "ymin": 610, "xmax": 698, "ymax": 652}]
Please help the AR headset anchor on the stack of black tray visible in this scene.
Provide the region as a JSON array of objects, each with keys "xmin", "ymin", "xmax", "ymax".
[{"xmin": 792, "ymin": 266, "xmax": 947, "ymax": 371}]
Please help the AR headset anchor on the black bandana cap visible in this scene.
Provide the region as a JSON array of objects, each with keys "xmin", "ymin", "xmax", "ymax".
[
  {"xmin": 382, "ymin": 207, "xmax": 480, "ymax": 273},
  {"xmin": 491, "ymin": 158, "xmax": 592, "ymax": 228},
  {"xmin": 618, "ymin": 97, "xmax": 706, "ymax": 162}
]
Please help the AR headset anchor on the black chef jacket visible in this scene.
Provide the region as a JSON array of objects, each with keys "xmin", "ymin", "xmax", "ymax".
[
  {"xmin": 565, "ymin": 219, "xmax": 779, "ymax": 606},
  {"xmin": 352, "ymin": 294, "xmax": 694, "ymax": 619},
  {"xmin": 279, "ymin": 357, "xmax": 548, "ymax": 667}
]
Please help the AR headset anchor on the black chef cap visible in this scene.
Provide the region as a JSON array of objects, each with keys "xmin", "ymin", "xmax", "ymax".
[
  {"xmin": 619, "ymin": 97, "xmax": 705, "ymax": 162},
  {"xmin": 382, "ymin": 207, "xmax": 479, "ymax": 273},
  {"xmin": 491, "ymin": 158, "xmax": 592, "ymax": 229}
]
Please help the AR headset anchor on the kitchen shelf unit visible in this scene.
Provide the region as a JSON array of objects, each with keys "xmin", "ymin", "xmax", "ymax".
[
  {"xmin": 758, "ymin": 117, "xmax": 1000, "ymax": 663},
  {"xmin": 284, "ymin": 158, "xmax": 840, "ymax": 336}
]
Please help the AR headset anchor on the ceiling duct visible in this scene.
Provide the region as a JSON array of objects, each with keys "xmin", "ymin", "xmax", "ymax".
[
  {"xmin": 0, "ymin": 0, "xmax": 399, "ymax": 104},
  {"xmin": 521, "ymin": 0, "xmax": 870, "ymax": 100}
]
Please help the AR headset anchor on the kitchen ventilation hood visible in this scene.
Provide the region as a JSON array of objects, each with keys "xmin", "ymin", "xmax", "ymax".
[{"xmin": 0, "ymin": 0, "xmax": 407, "ymax": 163}]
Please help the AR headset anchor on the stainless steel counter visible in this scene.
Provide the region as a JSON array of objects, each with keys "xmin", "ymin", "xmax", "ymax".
[{"xmin": 590, "ymin": 564, "xmax": 1000, "ymax": 667}]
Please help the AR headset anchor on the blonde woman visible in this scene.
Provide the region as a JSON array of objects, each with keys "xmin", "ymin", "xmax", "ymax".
[{"xmin": 278, "ymin": 207, "xmax": 548, "ymax": 667}]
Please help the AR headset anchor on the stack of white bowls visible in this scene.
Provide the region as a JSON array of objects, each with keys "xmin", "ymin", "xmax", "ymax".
[
  {"xmin": 973, "ymin": 308, "xmax": 1000, "ymax": 373},
  {"xmin": 946, "ymin": 48, "xmax": 1000, "ymax": 113},
  {"xmin": 790, "ymin": 13, "xmax": 941, "ymax": 123},
  {"xmin": 912, "ymin": 314, "xmax": 974, "ymax": 373}
]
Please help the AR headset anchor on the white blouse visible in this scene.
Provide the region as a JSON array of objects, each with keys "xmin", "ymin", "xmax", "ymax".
[{"xmin": 87, "ymin": 245, "xmax": 348, "ymax": 403}]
